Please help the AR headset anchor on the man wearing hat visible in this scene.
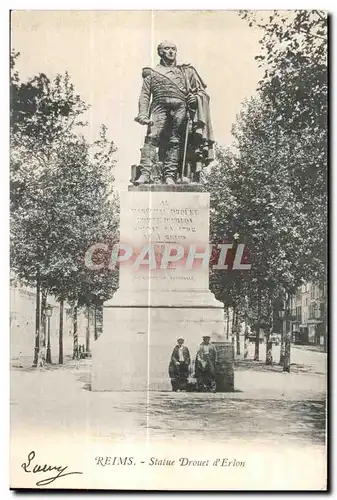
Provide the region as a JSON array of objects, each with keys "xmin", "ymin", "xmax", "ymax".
[
  {"xmin": 195, "ymin": 336, "xmax": 217, "ymax": 392},
  {"xmin": 168, "ymin": 337, "xmax": 191, "ymax": 392}
]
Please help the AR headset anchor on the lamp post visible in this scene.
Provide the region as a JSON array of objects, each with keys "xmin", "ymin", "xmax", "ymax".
[{"xmin": 45, "ymin": 304, "xmax": 53, "ymax": 364}]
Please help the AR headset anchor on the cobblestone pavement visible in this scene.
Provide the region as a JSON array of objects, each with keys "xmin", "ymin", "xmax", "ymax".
[{"xmin": 10, "ymin": 343, "xmax": 326, "ymax": 447}]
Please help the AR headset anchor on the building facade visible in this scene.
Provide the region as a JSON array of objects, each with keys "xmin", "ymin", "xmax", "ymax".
[
  {"xmin": 290, "ymin": 282, "xmax": 327, "ymax": 348},
  {"xmin": 10, "ymin": 283, "xmax": 95, "ymax": 361}
]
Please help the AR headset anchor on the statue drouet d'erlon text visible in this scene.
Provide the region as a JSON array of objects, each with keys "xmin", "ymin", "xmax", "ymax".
[{"xmin": 132, "ymin": 41, "xmax": 214, "ymax": 186}]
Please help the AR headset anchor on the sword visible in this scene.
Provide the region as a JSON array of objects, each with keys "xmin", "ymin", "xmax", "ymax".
[{"xmin": 181, "ymin": 115, "xmax": 190, "ymax": 183}]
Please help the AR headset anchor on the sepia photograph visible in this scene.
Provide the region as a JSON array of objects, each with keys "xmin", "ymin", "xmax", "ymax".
[{"xmin": 10, "ymin": 9, "xmax": 327, "ymax": 491}]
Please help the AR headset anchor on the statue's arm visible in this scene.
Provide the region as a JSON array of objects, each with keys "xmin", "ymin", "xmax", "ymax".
[
  {"xmin": 135, "ymin": 75, "xmax": 152, "ymax": 125},
  {"xmin": 182, "ymin": 65, "xmax": 208, "ymax": 110}
]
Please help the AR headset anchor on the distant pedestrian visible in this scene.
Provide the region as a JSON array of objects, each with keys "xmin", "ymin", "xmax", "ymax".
[
  {"xmin": 195, "ymin": 335, "xmax": 217, "ymax": 392},
  {"xmin": 169, "ymin": 337, "xmax": 191, "ymax": 392}
]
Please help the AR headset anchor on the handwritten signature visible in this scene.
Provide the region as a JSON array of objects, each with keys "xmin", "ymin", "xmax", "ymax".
[{"xmin": 21, "ymin": 450, "xmax": 83, "ymax": 486}]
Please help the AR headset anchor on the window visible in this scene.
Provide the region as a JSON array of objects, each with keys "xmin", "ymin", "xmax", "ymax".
[{"xmin": 309, "ymin": 304, "xmax": 315, "ymax": 319}]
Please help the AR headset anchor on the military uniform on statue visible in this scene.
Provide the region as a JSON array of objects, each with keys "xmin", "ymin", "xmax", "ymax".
[{"xmin": 134, "ymin": 41, "xmax": 214, "ymax": 185}]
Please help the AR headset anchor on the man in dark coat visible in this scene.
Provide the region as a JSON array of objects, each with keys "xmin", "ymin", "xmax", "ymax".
[
  {"xmin": 169, "ymin": 337, "xmax": 191, "ymax": 392},
  {"xmin": 195, "ymin": 335, "xmax": 217, "ymax": 393}
]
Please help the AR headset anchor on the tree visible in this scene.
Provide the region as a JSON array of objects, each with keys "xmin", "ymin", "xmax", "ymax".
[
  {"xmin": 40, "ymin": 128, "xmax": 119, "ymax": 359},
  {"xmin": 240, "ymin": 10, "xmax": 327, "ymax": 283},
  {"xmin": 206, "ymin": 11, "xmax": 327, "ymax": 366},
  {"xmin": 10, "ymin": 54, "xmax": 119, "ymax": 365},
  {"xmin": 206, "ymin": 145, "xmax": 250, "ymax": 336},
  {"xmin": 208, "ymin": 89, "xmax": 326, "ymax": 362},
  {"xmin": 10, "ymin": 53, "xmax": 90, "ymax": 365},
  {"xmin": 240, "ymin": 10, "xmax": 327, "ymax": 368}
]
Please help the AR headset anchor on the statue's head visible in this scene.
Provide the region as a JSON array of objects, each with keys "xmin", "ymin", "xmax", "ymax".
[{"xmin": 157, "ymin": 40, "xmax": 177, "ymax": 65}]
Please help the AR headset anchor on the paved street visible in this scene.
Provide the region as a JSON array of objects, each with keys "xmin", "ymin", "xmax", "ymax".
[{"xmin": 11, "ymin": 342, "xmax": 326, "ymax": 448}]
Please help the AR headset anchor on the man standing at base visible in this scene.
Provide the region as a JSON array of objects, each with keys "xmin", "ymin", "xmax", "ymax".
[
  {"xmin": 195, "ymin": 335, "xmax": 217, "ymax": 393},
  {"xmin": 169, "ymin": 337, "xmax": 191, "ymax": 392}
]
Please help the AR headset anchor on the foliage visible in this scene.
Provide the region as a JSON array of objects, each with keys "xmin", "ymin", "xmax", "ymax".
[
  {"xmin": 10, "ymin": 53, "xmax": 119, "ymax": 312},
  {"xmin": 208, "ymin": 11, "xmax": 327, "ymax": 338}
]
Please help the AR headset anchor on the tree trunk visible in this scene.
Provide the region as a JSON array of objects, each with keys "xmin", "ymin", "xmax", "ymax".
[
  {"xmin": 266, "ymin": 328, "xmax": 273, "ymax": 365},
  {"xmin": 231, "ymin": 307, "xmax": 236, "ymax": 354},
  {"xmin": 59, "ymin": 298, "xmax": 64, "ymax": 364},
  {"xmin": 46, "ymin": 315, "xmax": 52, "ymax": 364},
  {"xmin": 236, "ymin": 310, "xmax": 241, "ymax": 356},
  {"xmin": 244, "ymin": 298, "xmax": 249, "ymax": 359},
  {"xmin": 226, "ymin": 307, "xmax": 230, "ymax": 340},
  {"xmin": 96, "ymin": 304, "xmax": 103, "ymax": 338},
  {"xmin": 94, "ymin": 306, "xmax": 98, "ymax": 341},
  {"xmin": 266, "ymin": 296, "xmax": 273, "ymax": 365},
  {"xmin": 283, "ymin": 331, "xmax": 291, "ymax": 372},
  {"xmin": 254, "ymin": 287, "xmax": 261, "ymax": 361},
  {"xmin": 244, "ymin": 328, "xmax": 248, "ymax": 359},
  {"xmin": 33, "ymin": 269, "xmax": 41, "ymax": 366},
  {"xmin": 38, "ymin": 289, "xmax": 47, "ymax": 368},
  {"xmin": 283, "ymin": 296, "xmax": 291, "ymax": 372},
  {"xmin": 279, "ymin": 323, "xmax": 285, "ymax": 365},
  {"xmin": 86, "ymin": 305, "xmax": 90, "ymax": 353},
  {"xmin": 231, "ymin": 331, "xmax": 235, "ymax": 353},
  {"xmin": 73, "ymin": 302, "xmax": 79, "ymax": 359}
]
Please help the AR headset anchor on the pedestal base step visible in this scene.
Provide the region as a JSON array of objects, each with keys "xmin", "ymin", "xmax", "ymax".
[{"xmin": 91, "ymin": 306, "xmax": 234, "ymax": 392}]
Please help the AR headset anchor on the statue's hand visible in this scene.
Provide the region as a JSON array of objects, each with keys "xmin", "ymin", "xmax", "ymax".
[
  {"xmin": 186, "ymin": 93, "xmax": 197, "ymax": 108},
  {"xmin": 134, "ymin": 115, "xmax": 153, "ymax": 126}
]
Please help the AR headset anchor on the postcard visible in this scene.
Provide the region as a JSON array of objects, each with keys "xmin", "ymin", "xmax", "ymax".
[{"xmin": 10, "ymin": 10, "xmax": 327, "ymax": 491}]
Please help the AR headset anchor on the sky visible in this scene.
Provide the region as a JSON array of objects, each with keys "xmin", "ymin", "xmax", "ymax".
[{"xmin": 11, "ymin": 10, "xmax": 265, "ymax": 189}]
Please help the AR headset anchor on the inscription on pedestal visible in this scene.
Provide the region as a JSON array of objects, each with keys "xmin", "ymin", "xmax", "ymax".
[
  {"xmin": 131, "ymin": 204, "xmax": 199, "ymax": 241},
  {"xmin": 119, "ymin": 192, "xmax": 210, "ymax": 292}
]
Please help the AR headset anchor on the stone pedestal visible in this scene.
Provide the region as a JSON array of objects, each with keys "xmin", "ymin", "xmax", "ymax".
[{"xmin": 91, "ymin": 187, "xmax": 234, "ymax": 391}]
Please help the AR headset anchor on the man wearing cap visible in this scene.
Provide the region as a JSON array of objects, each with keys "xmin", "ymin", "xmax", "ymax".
[
  {"xmin": 168, "ymin": 337, "xmax": 191, "ymax": 392},
  {"xmin": 195, "ymin": 336, "xmax": 217, "ymax": 392}
]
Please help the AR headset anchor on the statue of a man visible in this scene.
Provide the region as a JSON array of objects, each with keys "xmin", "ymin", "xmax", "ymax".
[{"xmin": 134, "ymin": 41, "xmax": 214, "ymax": 186}]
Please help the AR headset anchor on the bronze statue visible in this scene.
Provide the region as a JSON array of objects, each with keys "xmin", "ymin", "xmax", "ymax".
[{"xmin": 133, "ymin": 41, "xmax": 214, "ymax": 186}]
